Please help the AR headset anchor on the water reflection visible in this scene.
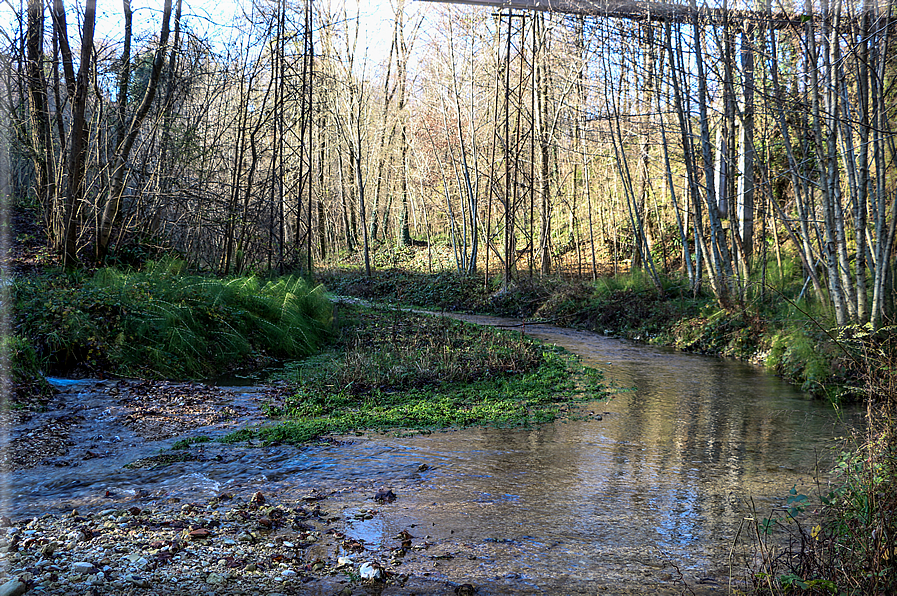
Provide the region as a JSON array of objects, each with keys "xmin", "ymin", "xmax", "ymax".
[{"xmin": 11, "ymin": 318, "xmax": 860, "ymax": 593}]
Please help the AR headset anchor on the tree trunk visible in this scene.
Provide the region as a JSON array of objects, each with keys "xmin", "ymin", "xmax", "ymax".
[
  {"xmin": 96, "ymin": 0, "xmax": 172, "ymax": 262},
  {"xmin": 61, "ymin": 0, "xmax": 96, "ymax": 267}
]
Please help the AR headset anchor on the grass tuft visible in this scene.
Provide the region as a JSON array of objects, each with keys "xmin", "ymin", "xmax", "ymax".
[{"xmin": 14, "ymin": 260, "xmax": 332, "ymax": 379}]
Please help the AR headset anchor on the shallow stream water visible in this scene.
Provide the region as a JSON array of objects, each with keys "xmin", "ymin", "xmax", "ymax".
[{"xmin": 6, "ymin": 316, "xmax": 861, "ymax": 594}]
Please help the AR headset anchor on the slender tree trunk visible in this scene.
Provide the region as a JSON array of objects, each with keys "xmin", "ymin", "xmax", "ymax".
[
  {"xmin": 61, "ymin": 0, "xmax": 97, "ymax": 267},
  {"xmin": 25, "ymin": 0, "xmax": 56, "ymax": 239},
  {"xmin": 97, "ymin": 0, "xmax": 172, "ymax": 262}
]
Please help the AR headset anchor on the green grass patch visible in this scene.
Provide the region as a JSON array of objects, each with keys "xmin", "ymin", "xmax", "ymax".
[
  {"xmin": 224, "ymin": 305, "xmax": 606, "ymax": 445},
  {"xmin": 768, "ymin": 327, "xmax": 832, "ymax": 393},
  {"xmin": 14, "ymin": 259, "xmax": 332, "ymax": 379},
  {"xmin": 171, "ymin": 435, "xmax": 213, "ymax": 450}
]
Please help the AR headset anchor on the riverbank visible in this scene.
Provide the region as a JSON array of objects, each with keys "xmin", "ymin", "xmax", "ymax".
[
  {"xmin": 318, "ymin": 262, "xmax": 897, "ymax": 594},
  {"xmin": 6, "ymin": 225, "xmax": 893, "ymax": 593},
  {"xmin": 3, "ymin": 339, "xmax": 834, "ymax": 596},
  {"xmin": 0, "ymin": 481, "xmax": 729, "ymax": 596},
  {"xmin": 318, "ymin": 266, "xmax": 867, "ymax": 401}
]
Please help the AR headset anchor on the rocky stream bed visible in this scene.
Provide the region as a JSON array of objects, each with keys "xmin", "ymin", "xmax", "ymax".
[{"xmin": 0, "ymin": 377, "xmax": 726, "ymax": 595}]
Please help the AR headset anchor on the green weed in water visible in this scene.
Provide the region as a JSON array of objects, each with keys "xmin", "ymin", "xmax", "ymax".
[{"xmin": 171, "ymin": 435, "xmax": 213, "ymax": 450}]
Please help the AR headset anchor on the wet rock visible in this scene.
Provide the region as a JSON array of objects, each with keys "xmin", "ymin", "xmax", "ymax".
[
  {"xmin": 71, "ymin": 561, "xmax": 96, "ymax": 574},
  {"xmin": 373, "ymin": 488, "xmax": 396, "ymax": 503},
  {"xmin": 250, "ymin": 491, "xmax": 266, "ymax": 505},
  {"xmin": 188, "ymin": 528, "xmax": 212, "ymax": 540},
  {"xmin": 359, "ymin": 561, "xmax": 384, "ymax": 580},
  {"xmin": 133, "ymin": 557, "xmax": 150, "ymax": 570},
  {"xmin": 455, "ymin": 584, "xmax": 477, "ymax": 595},
  {"xmin": 0, "ymin": 579, "xmax": 26, "ymax": 596},
  {"xmin": 124, "ymin": 574, "xmax": 151, "ymax": 588}
]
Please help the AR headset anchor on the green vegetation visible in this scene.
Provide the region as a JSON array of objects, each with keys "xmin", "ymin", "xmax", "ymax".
[
  {"xmin": 13, "ymin": 259, "xmax": 332, "ymax": 379},
  {"xmin": 741, "ymin": 334, "xmax": 896, "ymax": 595},
  {"xmin": 2, "ymin": 334, "xmax": 56, "ymax": 405},
  {"xmin": 321, "ymin": 254, "xmax": 870, "ymax": 402},
  {"xmin": 767, "ymin": 328, "xmax": 834, "ymax": 394},
  {"xmin": 224, "ymin": 303, "xmax": 605, "ymax": 445},
  {"xmin": 171, "ymin": 435, "xmax": 213, "ymax": 450}
]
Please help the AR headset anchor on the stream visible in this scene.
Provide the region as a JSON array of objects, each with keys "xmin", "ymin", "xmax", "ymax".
[{"xmin": 5, "ymin": 315, "xmax": 861, "ymax": 594}]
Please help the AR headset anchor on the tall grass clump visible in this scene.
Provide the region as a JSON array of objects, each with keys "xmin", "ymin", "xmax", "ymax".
[
  {"xmin": 767, "ymin": 327, "xmax": 833, "ymax": 395},
  {"xmin": 14, "ymin": 260, "xmax": 332, "ymax": 379},
  {"xmin": 2, "ymin": 334, "xmax": 55, "ymax": 403}
]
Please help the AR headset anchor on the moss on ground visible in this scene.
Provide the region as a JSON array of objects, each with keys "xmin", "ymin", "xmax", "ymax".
[{"xmin": 224, "ymin": 304, "xmax": 606, "ymax": 445}]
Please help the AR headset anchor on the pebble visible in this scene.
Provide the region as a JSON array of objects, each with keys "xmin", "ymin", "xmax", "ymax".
[
  {"xmin": 125, "ymin": 574, "xmax": 151, "ymax": 588},
  {"xmin": 0, "ymin": 487, "xmax": 532, "ymax": 595},
  {"xmin": 0, "ymin": 579, "xmax": 25, "ymax": 596},
  {"xmin": 71, "ymin": 561, "xmax": 95, "ymax": 573},
  {"xmin": 359, "ymin": 561, "xmax": 384, "ymax": 580}
]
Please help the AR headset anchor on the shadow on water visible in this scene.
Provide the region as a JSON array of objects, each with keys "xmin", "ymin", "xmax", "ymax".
[{"xmin": 10, "ymin": 315, "xmax": 861, "ymax": 593}]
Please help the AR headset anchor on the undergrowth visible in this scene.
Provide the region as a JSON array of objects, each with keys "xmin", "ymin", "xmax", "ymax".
[
  {"xmin": 223, "ymin": 304, "xmax": 606, "ymax": 445},
  {"xmin": 727, "ymin": 328, "xmax": 897, "ymax": 595},
  {"xmin": 14, "ymin": 259, "xmax": 332, "ymax": 379},
  {"xmin": 2, "ymin": 334, "xmax": 56, "ymax": 405}
]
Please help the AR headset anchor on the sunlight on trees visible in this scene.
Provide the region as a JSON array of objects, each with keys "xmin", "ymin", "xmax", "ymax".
[{"xmin": 2, "ymin": 0, "xmax": 895, "ymax": 327}]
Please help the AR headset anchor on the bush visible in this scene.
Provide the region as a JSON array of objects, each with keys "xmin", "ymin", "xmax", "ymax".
[
  {"xmin": 767, "ymin": 328, "xmax": 832, "ymax": 394},
  {"xmin": 1, "ymin": 335, "xmax": 55, "ymax": 403}
]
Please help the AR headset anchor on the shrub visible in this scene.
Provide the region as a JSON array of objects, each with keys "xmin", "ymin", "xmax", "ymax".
[{"xmin": 768, "ymin": 328, "xmax": 832, "ymax": 394}]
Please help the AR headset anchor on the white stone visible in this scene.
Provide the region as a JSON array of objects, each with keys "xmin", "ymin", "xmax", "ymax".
[
  {"xmin": 71, "ymin": 561, "xmax": 95, "ymax": 573},
  {"xmin": 359, "ymin": 562, "xmax": 384, "ymax": 580},
  {"xmin": 0, "ymin": 579, "xmax": 25, "ymax": 596}
]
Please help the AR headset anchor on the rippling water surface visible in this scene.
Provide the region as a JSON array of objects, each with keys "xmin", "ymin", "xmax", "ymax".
[{"xmin": 8, "ymin": 316, "xmax": 861, "ymax": 593}]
